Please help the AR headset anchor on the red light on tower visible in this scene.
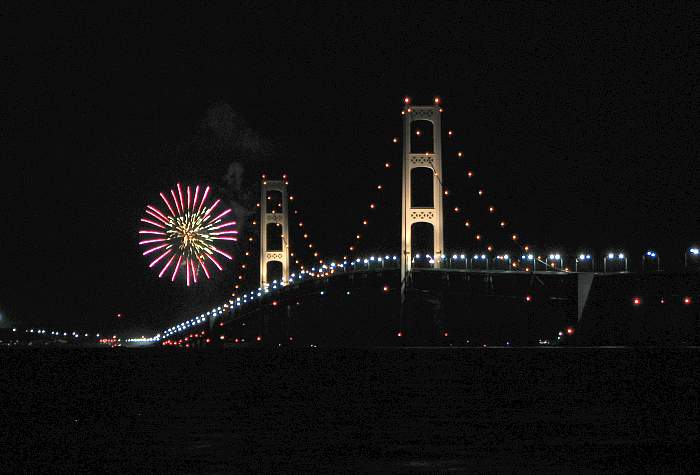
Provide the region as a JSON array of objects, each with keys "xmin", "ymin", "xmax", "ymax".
[
  {"xmin": 404, "ymin": 97, "xmax": 410, "ymax": 104},
  {"xmin": 683, "ymin": 296, "xmax": 692, "ymax": 305},
  {"xmin": 443, "ymin": 331, "xmax": 449, "ymax": 337},
  {"xmin": 632, "ymin": 297, "xmax": 641, "ymax": 306},
  {"xmin": 566, "ymin": 327, "xmax": 575, "ymax": 335},
  {"xmin": 256, "ymin": 335, "xmax": 262, "ymax": 342},
  {"xmin": 397, "ymin": 331, "xmax": 403, "ymax": 337},
  {"xmin": 525, "ymin": 295, "xmax": 532, "ymax": 302}
]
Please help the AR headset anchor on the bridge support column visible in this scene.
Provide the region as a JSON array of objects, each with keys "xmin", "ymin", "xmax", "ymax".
[
  {"xmin": 259, "ymin": 179, "xmax": 290, "ymax": 288},
  {"xmin": 401, "ymin": 103, "xmax": 445, "ymax": 288}
]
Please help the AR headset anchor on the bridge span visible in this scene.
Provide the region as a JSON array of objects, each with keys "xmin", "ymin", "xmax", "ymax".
[{"xmin": 154, "ymin": 265, "xmax": 699, "ymax": 348}]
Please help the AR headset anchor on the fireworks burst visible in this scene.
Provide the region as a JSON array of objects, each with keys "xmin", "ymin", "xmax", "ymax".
[{"xmin": 139, "ymin": 183, "xmax": 237, "ymax": 286}]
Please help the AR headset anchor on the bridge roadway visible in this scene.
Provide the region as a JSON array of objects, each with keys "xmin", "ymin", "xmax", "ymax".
[{"xmin": 194, "ymin": 266, "xmax": 698, "ymax": 347}]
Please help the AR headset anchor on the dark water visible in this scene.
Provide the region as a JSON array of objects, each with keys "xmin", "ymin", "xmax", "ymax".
[{"xmin": 3, "ymin": 348, "xmax": 699, "ymax": 472}]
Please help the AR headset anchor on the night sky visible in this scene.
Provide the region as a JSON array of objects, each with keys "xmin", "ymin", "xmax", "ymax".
[{"xmin": 3, "ymin": 3, "xmax": 697, "ymax": 334}]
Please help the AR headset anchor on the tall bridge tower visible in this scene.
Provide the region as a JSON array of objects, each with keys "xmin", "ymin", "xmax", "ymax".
[
  {"xmin": 259, "ymin": 179, "xmax": 290, "ymax": 288},
  {"xmin": 401, "ymin": 103, "xmax": 445, "ymax": 286}
]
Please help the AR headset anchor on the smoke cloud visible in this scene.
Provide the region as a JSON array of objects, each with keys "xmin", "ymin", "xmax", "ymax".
[{"xmin": 176, "ymin": 101, "xmax": 273, "ymax": 213}]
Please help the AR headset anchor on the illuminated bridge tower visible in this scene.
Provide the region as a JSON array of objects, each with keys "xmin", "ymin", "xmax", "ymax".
[
  {"xmin": 401, "ymin": 103, "xmax": 445, "ymax": 286},
  {"xmin": 259, "ymin": 179, "xmax": 290, "ymax": 288}
]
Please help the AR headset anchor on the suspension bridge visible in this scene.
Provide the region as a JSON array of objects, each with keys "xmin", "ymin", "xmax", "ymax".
[{"xmin": 153, "ymin": 100, "xmax": 699, "ymax": 348}]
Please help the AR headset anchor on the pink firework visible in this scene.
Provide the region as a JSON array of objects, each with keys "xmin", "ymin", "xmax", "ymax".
[{"xmin": 139, "ymin": 184, "xmax": 237, "ymax": 285}]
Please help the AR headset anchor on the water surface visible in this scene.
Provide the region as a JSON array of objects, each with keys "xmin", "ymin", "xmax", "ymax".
[{"xmin": 4, "ymin": 348, "xmax": 698, "ymax": 472}]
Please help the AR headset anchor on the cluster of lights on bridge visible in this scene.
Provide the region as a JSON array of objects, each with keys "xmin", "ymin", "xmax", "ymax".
[
  {"xmin": 5, "ymin": 327, "xmax": 126, "ymax": 347},
  {"xmin": 404, "ymin": 248, "xmax": 700, "ymax": 273},
  {"xmin": 14, "ymin": 328, "xmax": 102, "ymax": 339}
]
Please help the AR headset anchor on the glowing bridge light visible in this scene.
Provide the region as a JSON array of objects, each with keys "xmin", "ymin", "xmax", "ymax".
[{"xmin": 689, "ymin": 248, "xmax": 699, "ymax": 255}]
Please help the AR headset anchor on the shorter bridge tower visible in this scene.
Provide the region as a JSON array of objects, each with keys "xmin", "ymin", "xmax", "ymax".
[
  {"xmin": 401, "ymin": 103, "xmax": 445, "ymax": 285},
  {"xmin": 259, "ymin": 179, "xmax": 290, "ymax": 288}
]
